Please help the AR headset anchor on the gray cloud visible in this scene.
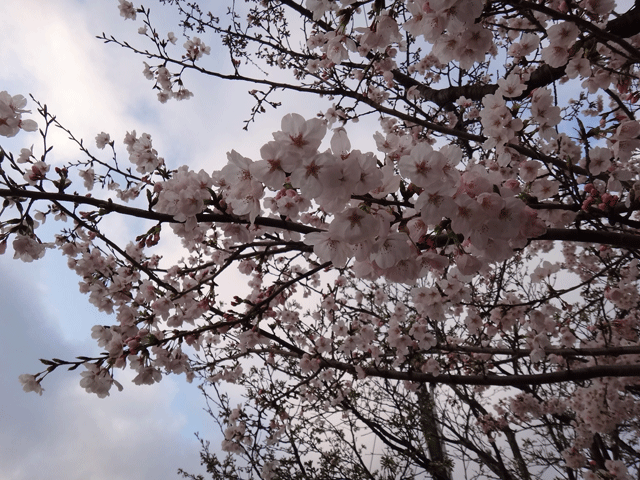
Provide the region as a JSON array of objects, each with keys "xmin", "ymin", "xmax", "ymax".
[
  {"xmin": 0, "ymin": 256, "xmax": 212, "ymax": 480},
  {"xmin": 0, "ymin": 1, "xmax": 327, "ymax": 478}
]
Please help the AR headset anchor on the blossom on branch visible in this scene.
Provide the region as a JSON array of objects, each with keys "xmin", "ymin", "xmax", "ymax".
[{"xmin": 4, "ymin": 0, "xmax": 640, "ymax": 477}]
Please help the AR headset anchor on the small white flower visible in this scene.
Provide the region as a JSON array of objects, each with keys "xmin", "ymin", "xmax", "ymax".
[
  {"xmin": 19, "ymin": 374, "xmax": 43, "ymax": 395},
  {"xmin": 95, "ymin": 132, "xmax": 111, "ymax": 149}
]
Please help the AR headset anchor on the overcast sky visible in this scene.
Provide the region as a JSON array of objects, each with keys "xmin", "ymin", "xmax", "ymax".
[
  {"xmin": 0, "ymin": 0, "xmax": 392, "ymax": 477},
  {"xmin": 4, "ymin": 2, "xmax": 632, "ymax": 479},
  {"xmin": 0, "ymin": 1, "xmax": 315, "ymax": 479}
]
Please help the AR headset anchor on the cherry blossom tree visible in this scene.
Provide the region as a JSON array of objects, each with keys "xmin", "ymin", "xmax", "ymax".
[{"xmin": 3, "ymin": 0, "xmax": 640, "ymax": 478}]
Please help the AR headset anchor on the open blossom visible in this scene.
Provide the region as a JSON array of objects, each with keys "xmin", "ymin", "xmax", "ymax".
[
  {"xmin": 508, "ymin": 32, "xmax": 540, "ymax": 58},
  {"xmin": 0, "ymin": 91, "xmax": 38, "ymax": 137},
  {"xmin": 227, "ymin": 181, "xmax": 264, "ymax": 223},
  {"xmin": 23, "ymin": 161, "xmax": 50, "ymax": 185},
  {"xmin": 531, "ymin": 260, "xmax": 560, "ymax": 283},
  {"xmin": 123, "ymin": 131, "xmax": 164, "ymax": 174},
  {"xmin": 155, "ymin": 66, "xmax": 172, "ymax": 90},
  {"xmin": 519, "ymin": 160, "xmax": 542, "ymax": 183},
  {"xmin": 330, "ymin": 128, "xmax": 351, "ymax": 157},
  {"xmin": 304, "ymin": 232, "xmax": 351, "ymax": 268},
  {"xmin": 289, "ymin": 151, "xmax": 336, "ymax": 199},
  {"xmin": 480, "ymin": 93, "xmax": 522, "ymax": 148},
  {"xmin": 605, "ymin": 460, "xmax": 634, "ymax": 480},
  {"xmin": 531, "ymin": 88, "xmax": 561, "ymax": 139},
  {"xmin": 156, "ymin": 166, "xmax": 213, "ymax": 226},
  {"xmin": 316, "ymin": 155, "xmax": 361, "ymax": 213},
  {"xmin": 79, "ymin": 364, "xmax": 123, "ymax": 398},
  {"xmin": 547, "ymin": 22, "xmax": 579, "ymax": 49},
  {"xmin": 250, "ymin": 141, "xmax": 296, "ymax": 190},
  {"xmin": 581, "ymin": 0, "xmax": 616, "ymax": 15},
  {"xmin": 270, "ymin": 188, "xmax": 309, "ymax": 219},
  {"xmin": 19, "ymin": 374, "xmax": 43, "ymax": 395},
  {"xmin": 398, "ymin": 143, "xmax": 453, "ymax": 191},
  {"xmin": 95, "ymin": 132, "xmax": 111, "ymax": 149},
  {"xmin": 530, "ymin": 178, "xmax": 559, "ymax": 199},
  {"xmin": 352, "ymin": 152, "xmax": 384, "ymax": 195},
  {"xmin": 455, "ymin": 24, "xmax": 494, "ymax": 70},
  {"xmin": 132, "ymin": 365, "xmax": 163, "ymax": 385},
  {"xmin": 415, "ymin": 188, "xmax": 456, "ymax": 225},
  {"xmin": 218, "ymin": 150, "xmax": 260, "ymax": 196},
  {"xmin": 17, "ymin": 146, "xmax": 33, "ymax": 163},
  {"xmin": 562, "ymin": 448, "xmax": 587, "ymax": 470},
  {"xmin": 586, "ymin": 146, "xmax": 612, "ymax": 175},
  {"xmin": 13, "ymin": 234, "xmax": 47, "ymax": 262},
  {"xmin": 118, "ymin": 0, "xmax": 137, "ymax": 20},
  {"xmin": 456, "ymin": 252, "xmax": 483, "ymax": 277},
  {"xmin": 540, "ymin": 44, "xmax": 570, "ymax": 68},
  {"xmin": 566, "ymin": 54, "xmax": 591, "ymax": 79},
  {"xmin": 497, "ymin": 72, "xmax": 527, "ymax": 98},
  {"xmin": 79, "ymin": 168, "xmax": 95, "ymax": 190},
  {"xmin": 449, "ymin": 195, "xmax": 483, "ymax": 237},
  {"xmin": 329, "ymin": 207, "xmax": 382, "ymax": 244},
  {"xmin": 610, "ymin": 121, "xmax": 640, "ymax": 162},
  {"xmin": 272, "ymin": 113, "xmax": 326, "ymax": 165},
  {"xmin": 582, "ymin": 68, "xmax": 612, "ymax": 94},
  {"xmin": 540, "ymin": 22, "xmax": 580, "ymax": 68},
  {"xmin": 355, "ymin": 14, "xmax": 402, "ymax": 54},
  {"xmin": 371, "ymin": 232, "xmax": 414, "ymax": 270},
  {"xmin": 306, "ymin": 0, "xmax": 337, "ymax": 21},
  {"xmin": 184, "ymin": 37, "xmax": 210, "ymax": 61},
  {"xmin": 323, "ymin": 32, "xmax": 357, "ymax": 65}
]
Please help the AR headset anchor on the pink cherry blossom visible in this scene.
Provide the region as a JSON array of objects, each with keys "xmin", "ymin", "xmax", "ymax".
[
  {"xmin": 7, "ymin": 2, "xmax": 640, "ymax": 478},
  {"xmin": 183, "ymin": 37, "xmax": 210, "ymax": 61},
  {"xmin": 18, "ymin": 374, "xmax": 43, "ymax": 395},
  {"xmin": 0, "ymin": 91, "xmax": 37, "ymax": 137},
  {"xmin": 95, "ymin": 132, "xmax": 111, "ymax": 149},
  {"xmin": 118, "ymin": 0, "xmax": 136, "ymax": 20},
  {"xmin": 12, "ymin": 234, "xmax": 47, "ymax": 262},
  {"xmin": 272, "ymin": 113, "xmax": 326, "ymax": 165},
  {"xmin": 328, "ymin": 207, "xmax": 382, "ymax": 244}
]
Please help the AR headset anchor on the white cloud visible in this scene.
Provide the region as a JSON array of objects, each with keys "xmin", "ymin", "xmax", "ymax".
[
  {"xmin": 1, "ymin": 1, "xmax": 383, "ymax": 478},
  {"xmin": 0, "ymin": 1, "xmax": 143, "ymax": 155},
  {"xmin": 0, "ymin": 1, "xmax": 243, "ymax": 478}
]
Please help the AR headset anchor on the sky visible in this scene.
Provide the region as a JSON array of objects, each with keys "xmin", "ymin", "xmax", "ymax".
[
  {"xmin": 4, "ymin": 2, "xmax": 639, "ymax": 480},
  {"xmin": 0, "ymin": 0, "xmax": 454, "ymax": 477},
  {"xmin": 0, "ymin": 1, "xmax": 328, "ymax": 479}
]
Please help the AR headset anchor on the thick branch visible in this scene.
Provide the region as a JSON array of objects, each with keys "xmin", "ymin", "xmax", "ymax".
[
  {"xmin": 538, "ymin": 228, "xmax": 640, "ymax": 250},
  {"xmin": 247, "ymin": 349, "xmax": 640, "ymax": 386},
  {"xmin": 0, "ymin": 188, "xmax": 321, "ymax": 235},
  {"xmin": 322, "ymin": 360, "xmax": 640, "ymax": 387},
  {"xmin": 3, "ymin": 189, "xmax": 640, "ymax": 249},
  {"xmin": 434, "ymin": 344, "xmax": 640, "ymax": 358},
  {"xmin": 410, "ymin": 2, "xmax": 640, "ymax": 107}
]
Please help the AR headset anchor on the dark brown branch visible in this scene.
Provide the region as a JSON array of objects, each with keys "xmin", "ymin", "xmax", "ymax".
[
  {"xmin": 249, "ymin": 348, "xmax": 640, "ymax": 386},
  {"xmin": 434, "ymin": 344, "xmax": 640, "ymax": 358},
  {"xmin": 0, "ymin": 188, "xmax": 321, "ymax": 235},
  {"xmin": 411, "ymin": 2, "xmax": 640, "ymax": 107},
  {"xmin": 538, "ymin": 227, "xmax": 640, "ymax": 250},
  {"xmin": 323, "ymin": 360, "xmax": 640, "ymax": 387},
  {"xmin": 4, "ymin": 189, "xmax": 640, "ymax": 249},
  {"xmin": 606, "ymin": 2, "xmax": 640, "ymax": 38}
]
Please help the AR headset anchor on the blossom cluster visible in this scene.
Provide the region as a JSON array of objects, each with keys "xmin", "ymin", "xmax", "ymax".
[
  {"xmin": 3, "ymin": 0, "xmax": 640, "ymax": 475},
  {"xmin": 123, "ymin": 130, "xmax": 164, "ymax": 174},
  {"xmin": 178, "ymin": 112, "xmax": 549, "ymax": 282},
  {"xmin": 0, "ymin": 91, "xmax": 37, "ymax": 138}
]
